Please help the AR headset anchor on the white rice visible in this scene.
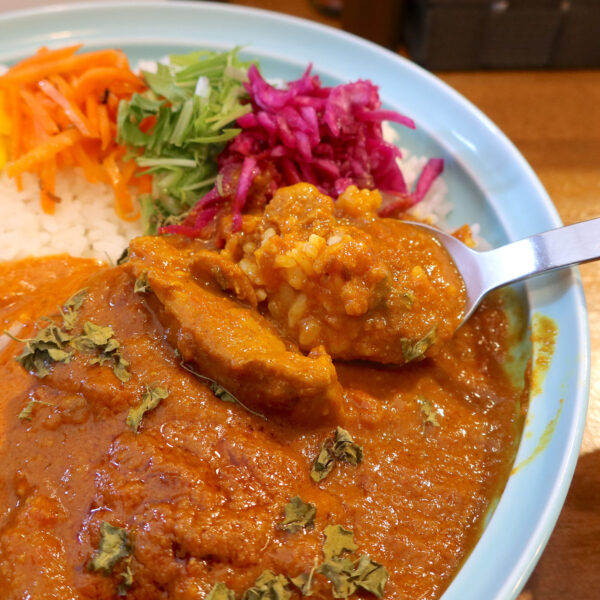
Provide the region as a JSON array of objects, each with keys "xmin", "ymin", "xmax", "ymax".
[{"xmin": 0, "ymin": 168, "xmax": 143, "ymax": 263}]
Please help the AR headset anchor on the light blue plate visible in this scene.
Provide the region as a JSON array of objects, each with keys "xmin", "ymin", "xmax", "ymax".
[{"xmin": 0, "ymin": 2, "xmax": 589, "ymax": 598}]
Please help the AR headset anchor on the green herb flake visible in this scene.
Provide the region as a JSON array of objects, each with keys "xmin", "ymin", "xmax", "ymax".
[
  {"xmin": 323, "ymin": 525, "xmax": 358, "ymax": 562},
  {"xmin": 73, "ymin": 322, "xmax": 131, "ymax": 383},
  {"xmin": 18, "ymin": 398, "xmax": 53, "ymax": 421},
  {"xmin": 317, "ymin": 558, "xmax": 357, "ymax": 599},
  {"xmin": 310, "ymin": 428, "xmax": 362, "ymax": 482},
  {"xmin": 351, "ymin": 555, "xmax": 388, "ymax": 598},
  {"xmin": 210, "ymin": 381, "xmax": 238, "ymax": 404},
  {"xmin": 242, "ymin": 570, "xmax": 292, "ymax": 600},
  {"xmin": 332, "ymin": 427, "xmax": 363, "ymax": 466},
  {"xmin": 205, "ymin": 582, "xmax": 236, "ymax": 600},
  {"xmin": 400, "ymin": 325, "xmax": 438, "ymax": 363},
  {"xmin": 60, "ymin": 288, "xmax": 87, "ymax": 331},
  {"xmin": 9, "ymin": 324, "xmax": 73, "ymax": 378},
  {"xmin": 116, "ymin": 247, "xmax": 130, "ymax": 266},
  {"xmin": 417, "ymin": 396, "xmax": 440, "ymax": 429},
  {"xmin": 117, "ymin": 557, "xmax": 133, "ymax": 596},
  {"xmin": 290, "ymin": 559, "xmax": 318, "ymax": 597},
  {"xmin": 134, "ymin": 272, "xmax": 151, "ymax": 294},
  {"xmin": 310, "ymin": 444, "xmax": 335, "ymax": 483},
  {"xmin": 279, "ymin": 496, "xmax": 316, "ymax": 533},
  {"xmin": 88, "ymin": 522, "xmax": 133, "ymax": 576},
  {"xmin": 126, "ymin": 385, "xmax": 169, "ymax": 433},
  {"xmin": 318, "ymin": 526, "xmax": 389, "ymax": 599}
]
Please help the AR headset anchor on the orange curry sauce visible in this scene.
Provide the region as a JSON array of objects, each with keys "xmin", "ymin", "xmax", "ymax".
[{"xmin": 0, "ymin": 219, "xmax": 528, "ymax": 599}]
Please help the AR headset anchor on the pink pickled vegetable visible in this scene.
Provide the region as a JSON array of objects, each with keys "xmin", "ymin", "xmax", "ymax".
[{"xmin": 162, "ymin": 64, "xmax": 443, "ymax": 237}]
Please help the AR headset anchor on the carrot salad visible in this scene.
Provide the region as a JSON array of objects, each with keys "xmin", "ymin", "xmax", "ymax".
[{"xmin": 0, "ymin": 44, "xmax": 149, "ymax": 218}]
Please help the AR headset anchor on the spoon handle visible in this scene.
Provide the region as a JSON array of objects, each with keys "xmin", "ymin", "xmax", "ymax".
[{"xmin": 483, "ymin": 217, "xmax": 600, "ymax": 289}]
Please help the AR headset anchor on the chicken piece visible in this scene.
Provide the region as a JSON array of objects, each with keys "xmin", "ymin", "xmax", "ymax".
[
  {"xmin": 127, "ymin": 236, "xmax": 342, "ymax": 424},
  {"xmin": 221, "ymin": 183, "xmax": 467, "ymax": 365}
]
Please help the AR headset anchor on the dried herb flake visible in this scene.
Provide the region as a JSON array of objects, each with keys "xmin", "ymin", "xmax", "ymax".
[
  {"xmin": 9, "ymin": 324, "xmax": 73, "ymax": 378},
  {"xmin": 134, "ymin": 272, "xmax": 151, "ymax": 294},
  {"xmin": 318, "ymin": 526, "xmax": 389, "ymax": 599},
  {"xmin": 242, "ymin": 570, "xmax": 292, "ymax": 600},
  {"xmin": 60, "ymin": 288, "xmax": 87, "ymax": 331},
  {"xmin": 400, "ymin": 325, "xmax": 438, "ymax": 363},
  {"xmin": 417, "ymin": 396, "xmax": 440, "ymax": 429},
  {"xmin": 290, "ymin": 559, "xmax": 318, "ymax": 597},
  {"xmin": 73, "ymin": 322, "xmax": 131, "ymax": 383},
  {"xmin": 126, "ymin": 385, "xmax": 169, "ymax": 433},
  {"xmin": 310, "ymin": 444, "xmax": 335, "ymax": 483},
  {"xmin": 332, "ymin": 427, "xmax": 363, "ymax": 466},
  {"xmin": 279, "ymin": 496, "xmax": 316, "ymax": 533},
  {"xmin": 310, "ymin": 428, "xmax": 362, "ymax": 482},
  {"xmin": 205, "ymin": 582, "xmax": 236, "ymax": 600},
  {"xmin": 88, "ymin": 522, "xmax": 133, "ymax": 575},
  {"xmin": 323, "ymin": 525, "xmax": 358, "ymax": 562},
  {"xmin": 18, "ymin": 398, "xmax": 53, "ymax": 421}
]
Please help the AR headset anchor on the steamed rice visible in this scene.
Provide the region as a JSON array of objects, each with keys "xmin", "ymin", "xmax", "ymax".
[{"xmin": 0, "ymin": 168, "xmax": 143, "ymax": 262}]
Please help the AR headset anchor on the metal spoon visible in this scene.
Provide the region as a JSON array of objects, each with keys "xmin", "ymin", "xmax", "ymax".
[{"xmin": 407, "ymin": 218, "xmax": 600, "ymax": 324}]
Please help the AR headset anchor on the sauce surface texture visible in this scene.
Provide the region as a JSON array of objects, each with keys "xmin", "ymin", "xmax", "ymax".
[{"xmin": 0, "ymin": 190, "xmax": 528, "ymax": 600}]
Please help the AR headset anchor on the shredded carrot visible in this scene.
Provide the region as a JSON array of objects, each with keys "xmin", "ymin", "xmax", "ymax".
[
  {"xmin": 20, "ymin": 89, "xmax": 59, "ymax": 135},
  {"xmin": 0, "ymin": 50, "xmax": 131, "ymax": 86},
  {"xmin": 0, "ymin": 45, "xmax": 149, "ymax": 217},
  {"xmin": 40, "ymin": 189, "xmax": 57, "ymax": 215},
  {"xmin": 74, "ymin": 67, "xmax": 143, "ymax": 103},
  {"xmin": 85, "ymin": 95, "xmax": 99, "ymax": 138},
  {"xmin": 97, "ymin": 103, "xmax": 112, "ymax": 151},
  {"xmin": 9, "ymin": 44, "xmax": 83, "ymax": 72},
  {"xmin": 6, "ymin": 129, "xmax": 81, "ymax": 177},
  {"xmin": 38, "ymin": 79, "xmax": 91, "ymax": 137}
]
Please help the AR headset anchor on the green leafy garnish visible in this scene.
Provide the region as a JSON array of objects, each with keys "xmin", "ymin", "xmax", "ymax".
[
  {"xmin": 60, "ymin": 288, "xmax": 87, "ymax": 331},
  {"xmin": 18, "ymin": 398, "xmax": 53, "ymax": 421},
  {"xmin": 134, "ymin": 271, "xmax": 151, "ymax": 294},
  {"xmin": 180, "ymin": 361, "xmax": 265, "ymax": 419},
  {"xmin": 279, "ymin": 496, "xmax": 316, "ymax": 533},
  {"xmin": 117, "ymin": 557, "xmax": 133, "ymax": 596},
  {"xmin": 210, "ymin": 381, "xmax": 238, "ymax": 404},
  {"xmin": 116, "ymin": 247, "xmax": 130, "ymax": 265},
  {"xmin": 9, "ymin": 324, "xmax": 73, "ymax": 378},
  {"xmin": 400, "ymin": 325, "xmax": 438, "ymax": 363},
  {"xmin": 242, "ymin": 570, "xmax": 292, "ymax": 600},
  {"xmin": 417, "ymin": 396, "xmax": 440, "ymax": 429},
  {"xmin": 332, "ymin": 427, "xmax": 363, "ymax": 466},
  {"xmin": 310, "ymin": 428, "xmax": 363, "ymax": 482},
  {"xmin": 290, "ymin": 559, "xmax": 318, "ymax": 597},
  {"xmin": 318, "ymin": 525, "xmax": 388, "ymax": 599},
  {"xmin": 205, "ymin": 582, "xmax": 236, "ymax": 600},
  {"xmin": 310, "ymin": 444, "xmax": 335, "ymax": 483},
  {"xmin": 117, "ymin": 48, "xmax": 253, "ymax": 233},
  {"xmin": 73, "ymin": 322, "xmax": 131, "ymax": 383},
  {"xmin": 88, "ymin": 522, "xmax": 133, "ymax": 576},
  {"xmin": 351, "ymin": 555, "xmax": 388, "ymax": 598},
  {"xmin": 126, "ymin": 385, "xmax": 169, "ymax": 433},
  {"xmin": 318, "ymin": 555, "xmax": 388, "ymax": 599},
  {"xmin": 322, "ymin": 525, "xmax": 358, "ymax": 562}
]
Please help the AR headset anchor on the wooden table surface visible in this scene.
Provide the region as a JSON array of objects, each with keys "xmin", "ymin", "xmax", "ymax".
[{"xmin": 234, "ymin": 1, "xmax": 600, "ymax": 597}]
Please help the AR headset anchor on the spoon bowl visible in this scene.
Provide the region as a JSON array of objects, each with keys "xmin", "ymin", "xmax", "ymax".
[{"xmin": 407, "ymin": 218, "xmax": 600, "ymax": 326}]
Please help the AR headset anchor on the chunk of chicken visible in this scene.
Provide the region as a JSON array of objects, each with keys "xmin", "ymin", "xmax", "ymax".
[{"xmin": 127, "ymin": 236, "xmax": 342, "ymax": 424}]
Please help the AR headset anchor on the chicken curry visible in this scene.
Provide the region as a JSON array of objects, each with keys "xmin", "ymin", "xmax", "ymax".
[{"xmin": 0, "ymin": 184, "xmax": 528, "ymax": 599}]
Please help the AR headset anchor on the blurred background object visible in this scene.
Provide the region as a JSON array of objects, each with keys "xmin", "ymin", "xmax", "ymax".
[{"xmin": 403, "ymin": 0, "xmax": 600, "ymax": 69}]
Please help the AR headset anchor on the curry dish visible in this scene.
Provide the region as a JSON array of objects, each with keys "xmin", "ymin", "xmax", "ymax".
[{"xmin": 0, "ymin": 184, "xmax": 527, "ymax": 599}]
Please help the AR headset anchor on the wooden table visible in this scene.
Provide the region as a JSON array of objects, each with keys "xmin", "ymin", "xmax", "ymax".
[{"xmin": 234, "ymin": 2, "xmax": 600, "ymax": 597}]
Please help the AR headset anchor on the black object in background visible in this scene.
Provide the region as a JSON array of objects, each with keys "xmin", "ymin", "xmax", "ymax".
[{"xmin": 404, "ymin": 0, "xmax": 600, "ymax": 70}]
